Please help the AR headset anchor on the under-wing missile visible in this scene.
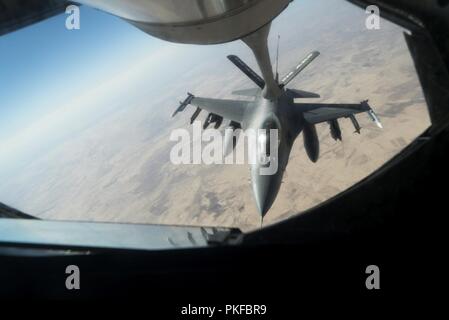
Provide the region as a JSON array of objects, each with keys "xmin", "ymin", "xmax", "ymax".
[
  {"xmin": 361, "ymin": 100, "xmax": 383, "ymax": 129},
  {"xmin": 172, "ymin": 92, "xmax": 194, "ymax": 117},
  {"xmin": 203, "ymin": 113, "xmax": 223, "ymax": 129},
  {"xmin": 348, "ymin": 114, "xmax": 361, "ymax": 134},
  {"xmin": 214, "ymin": 116, "xmax": 223, "ymax": 129},
  {"xmin": 203, "ymin": 113, "xmax": 221, "ymax": 129},
  {"xmin": 190, "ymin": 107, "xmax": 202, "ymax": 124},
  {"xmin": 328, "ymin": 119, "xmax": 342, "ymax": 141},
  {"xmin": 223, "ymin": 121, "xmax": 242, "ymax": 156},
  {"xmin": 203, "ymin": 113, "xmax": 213, "ymax": 129}
]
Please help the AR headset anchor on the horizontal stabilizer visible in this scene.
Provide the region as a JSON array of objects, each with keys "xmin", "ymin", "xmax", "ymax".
[
  {"xmin": 287, "ymin": 89, "xmax": 320, "ymax": 98},
  {"xmin": 172, "ymin": 92, "xmax": 194, "ymax": 117},
  {"xmin": 281, "ymin": 51, "xmax": 320, "ymax": 86},
  {"xmin": 232, "ymin": 88, "xmax": 260, "ymax": 97},
  {"xmin": 227, "ymin": 55, "xmax": 265, "ymax": 89},
  {"xmin": 299, "ymin": 101, "xmax": 371, "ymax": 124}
]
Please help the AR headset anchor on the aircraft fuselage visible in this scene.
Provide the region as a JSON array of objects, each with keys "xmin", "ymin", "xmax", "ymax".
[{"xmin": 240, "ymin": 90, "xmax": 306, "ymax": 217}]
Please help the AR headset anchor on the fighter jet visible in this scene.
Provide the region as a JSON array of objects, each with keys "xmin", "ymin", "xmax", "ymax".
[{"xmin": 173, "ymin": 24, "xmax": 383, "ymax": 223}]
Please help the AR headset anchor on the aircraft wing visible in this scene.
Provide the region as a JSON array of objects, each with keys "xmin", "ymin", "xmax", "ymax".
[
  {"xmin": 299, "ymin": 101, "xmax": 383, "ymax": 128},
  {"xmin": 191, "ymin": 97, "xmax": 249, "ymax": 123}
]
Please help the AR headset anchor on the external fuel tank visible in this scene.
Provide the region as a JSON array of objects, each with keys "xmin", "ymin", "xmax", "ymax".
[{"xmin": 302, "ymin": 123, "xmax": 319, "ymax": 163}]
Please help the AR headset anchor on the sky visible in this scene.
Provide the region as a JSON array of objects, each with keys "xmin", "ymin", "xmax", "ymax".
[
  {"xmin": 0, "ymin": 5, "xmax": 202, "ymax": 179},
  {"xmin": 0, "ymin": 7, "xmax": 146, "ymax": 168},
  {"xmin": 0, "ymin": 7, "xmax": 153, "ymax": 134}
]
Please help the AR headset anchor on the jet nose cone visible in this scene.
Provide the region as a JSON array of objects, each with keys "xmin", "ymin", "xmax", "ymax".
[
  {"xmin": 251, "ymin": 168, "xmax": 283, "ymax": 218},
  {"xmin": 255, "ymin": 194, "xmax": 272, "ymax": 217}
]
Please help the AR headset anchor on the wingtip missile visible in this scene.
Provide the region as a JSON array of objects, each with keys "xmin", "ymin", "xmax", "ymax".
[
  {"xmin": 172, "ymin": 93, "xmax": 195, "ymax": 117},
  {"xmin": 367, "ymin": 109, "xmax": 383, "ymax": 129},
  {"xmin": 361, "ymin": 100, "xmax": 383, "ymax": 129}
]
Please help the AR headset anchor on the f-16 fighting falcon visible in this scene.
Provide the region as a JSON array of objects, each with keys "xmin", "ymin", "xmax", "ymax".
[{"xmin": 173, "ymin": 23, "xmax": 383, "ymax": 224}]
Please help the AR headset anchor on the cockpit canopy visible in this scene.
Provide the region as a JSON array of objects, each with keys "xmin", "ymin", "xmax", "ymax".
[{"xmin": 258, "ymin": 119, "xmax": 280, "ymax": 166}]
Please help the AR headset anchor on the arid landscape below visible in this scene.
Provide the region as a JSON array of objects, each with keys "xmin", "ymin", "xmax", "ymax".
[{"xmin": 0, "ymin": 1, "xmax": 430, "ymax": 231}]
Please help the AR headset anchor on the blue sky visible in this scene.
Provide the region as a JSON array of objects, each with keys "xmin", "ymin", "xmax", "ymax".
[
  {"xmin": 0, "ymin": 6, "xmax": 160, "ymax": 141},
  {"xmin": 0, "ymin": 5, "xmax": 183, "ymax": 179}
]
